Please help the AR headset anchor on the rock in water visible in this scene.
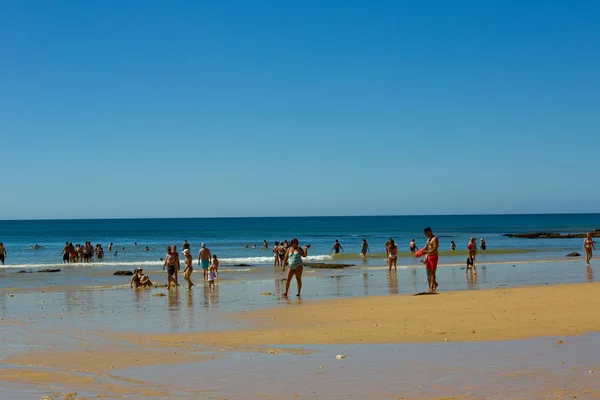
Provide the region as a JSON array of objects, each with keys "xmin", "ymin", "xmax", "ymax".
[
  {"xmin": 566, "ymin": 252, "xmax": 581, "ymax": 257},
  {"xmin": 38, "ymin": 269, "xmax": 60, "ymax": 273},
  {"xmin": 114, "ymin": 270, "xmax": 134, "ymax": 276}
]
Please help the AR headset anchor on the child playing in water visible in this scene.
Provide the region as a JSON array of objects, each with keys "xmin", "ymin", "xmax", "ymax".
[
  {"xmin": 207, "ymin": 265, "xmax": 216, "ymax": 290},
  {"xmin": 211, "ymin": 254, "xmax": 219, "ymax": 278}
]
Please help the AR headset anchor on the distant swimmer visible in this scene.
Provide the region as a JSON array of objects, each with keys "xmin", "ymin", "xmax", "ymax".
[
  {"xmin": 30, "ymin": 244, "xmax": 43, "ymax": 250},
  {"xmin": 409, "ymin": 238, "xmax": 418, "ymax": 253},
  {"xmin": 145, "ymin": 246, "xmax": 150, "ymax": 252},
  {"xmin": 134, "ymin": 242, "xmax": 138, "ymax": 247},
  {"xmin": 245, "ymin": 244, "xmax": 249, "ymax": 248},
  {"xmin": 252, "ymin": 244, "xmax": 257, "ymax": 249},
  {"xmin": 584, "ymin": 232, "xmax": 595, "ymax": 266},
  {"xmin": 331, "ymin": 240, "xmax": 344, "ymax": 255},
  {"xmin": 122, "ymin": 247, "xmax": 126, "ymax": 251},
  {"xmin": 263, "ymin": 240, "xmax": 268, "ymax": 249},
  {"xmin": 361, "ymin": 239, "xmax": 370, "ymax": 257},
  {"xmin": 420, "ymin": 227, "xmax": 439, "ymax": 293},
  {"xmin": 114, "ymin": 251, "xmax": 118, "ymax": 256},
  {"xmin": 108, "ymin": 243, "xmax": 113, "ymax": 252},
  {"xmin": 183, "ymin": 240, "xmax": 190, "ymax": 252},
  {"xmin": 183, "ymin": 249, "xmax": 194, "ymax": 289},
  {"xmin": 480, "ymin": 238, "xmax": 487, "ymax": 251},
  {"xmin": 95, "ymin": 244, "xmax": 104, "ymax": 260},
  {"xmin": 387, "ymin": 239, "xmax": 398, "ymax": 273},
  {"xmin": 450, "ymin": 241, "xmax": 456, "ymax": 251},
  {"xmin": 282, "ymin": 238, "xmax": 311, "ymax": 297},
  {"xmin": 0, "ymin": 242, "xmax": 6, "ymax": 265},
  {"xmin": 466, "ymin": 238, "xmax": 477, "ymax": 274},
  {"xmin": 198, "ymin": 243, "xmax": 211, "ymax": 280}
]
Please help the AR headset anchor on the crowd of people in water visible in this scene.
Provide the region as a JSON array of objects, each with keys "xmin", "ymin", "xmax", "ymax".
[{"xmin": 0, "ymin": 230, "xmax": 596, "ymax": 295}]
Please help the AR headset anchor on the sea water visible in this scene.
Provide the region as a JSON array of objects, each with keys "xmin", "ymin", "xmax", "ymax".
[{"xmin": 0, "ymin": 214, "xmax": 598, "ymax": 290}]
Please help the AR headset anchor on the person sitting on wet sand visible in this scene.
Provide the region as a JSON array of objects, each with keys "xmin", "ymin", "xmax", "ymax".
[{"xmin": 130, "ymin": 267, "xmax": 152, "ymax": 288}]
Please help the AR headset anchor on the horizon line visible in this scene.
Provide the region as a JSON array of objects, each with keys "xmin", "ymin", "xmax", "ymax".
[{"xmin": 1, "ymin": 212, "xmax": 600, "ymax": 222}]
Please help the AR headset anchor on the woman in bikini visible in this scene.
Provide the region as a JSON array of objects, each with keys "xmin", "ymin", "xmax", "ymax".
[
  {"xmin": 282, "ymin": 238, "xmax": 310, "ymax": 297},
  {"xmin": 584, "ymin": 232, "xmax": 595, "ymax": 265},
  {"xmin": 387, "ymin": 239, "xmax": 398, "ymax": 273}
]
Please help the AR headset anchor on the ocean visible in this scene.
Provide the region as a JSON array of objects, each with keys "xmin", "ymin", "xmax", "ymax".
[{"xmin": 1, "ymin": 214, "xmax": 598, "ymax": 266}]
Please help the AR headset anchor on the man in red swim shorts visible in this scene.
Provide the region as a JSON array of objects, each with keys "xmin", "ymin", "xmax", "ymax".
[{"xmin": 421, "ymin": 227, "xmax": 439, "ymax": 293}]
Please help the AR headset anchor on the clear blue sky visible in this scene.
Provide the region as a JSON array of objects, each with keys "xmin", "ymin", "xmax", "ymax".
[{"xmin": 1, "ymin": 0, "xmax": 599, "ymax": 219}]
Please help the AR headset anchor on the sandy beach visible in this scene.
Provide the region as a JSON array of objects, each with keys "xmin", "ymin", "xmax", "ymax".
[
  {"xmin": 2, "ymin": 280, "xmax": 600, "ymax": 399},
  {"xmin": 140, "ymin": 281, "xmax": 600, "ymax": 347}
]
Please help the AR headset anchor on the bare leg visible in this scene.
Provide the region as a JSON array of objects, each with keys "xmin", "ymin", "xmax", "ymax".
[
  {"xmin": 282, "ymin": 267, "xmax": 294, "ymax": 296},
  {"xmin": 295, "ymin": 266, "xmax": 303, "ymax": 296}
]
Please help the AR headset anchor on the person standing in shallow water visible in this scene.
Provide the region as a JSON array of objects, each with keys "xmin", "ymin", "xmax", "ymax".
[
  {"xmin": 183, "ymin": 248, "xmax": 194, "ymax": 288},
  {"xmin": 409, "ymin": 238, "xmax": 418, "ymax": 253},
  {"xmin": 361, "ymin": 239, "xmax": 369, "ymax": 257},
  {"xmin": 584, "ymin": 232, "xmax": 595, "ymax": 266},
  {"xmin": 163, "ymin": 246, "xmax": 177, "ymax": 289},
  {"xmin": 480, "ymin": 238, "xmax": 487, "ymax": 251},
  {"xmin": 0, "ymin": 242, "xmax": 6, "ymax": 265},
  {"xmin": 420, "ymin": 227, "xmax": 439, "ymax": 293},
  {"xmin": 198, "ymin": 243, "xmax": 211, "ymax": 280},
  {"xmin": 331, "ymin": 240, "xmax": 344, "ymax": 254},
  {"xmin": 283, "ymin": 238, "xmax": 310, "ymax": 297},
  {"xmin": 387, "ymin": 239, "xmax": 398, "ymax": 273}
]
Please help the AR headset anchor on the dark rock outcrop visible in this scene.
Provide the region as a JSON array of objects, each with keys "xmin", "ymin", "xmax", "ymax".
[
  {"xmin": 114, "ymin": 270, "xmax": 134, "ymax": 276},
  {"xmin": 566, "ymin": 252, "xmax": 582, "ymax": 257},
  {"xmin": 234, "ymin": 264, "xmax": 252, "ymax": 267},
  {"xmin": 504, "ymin": 229, "xmax": 600, "ymax": 239},
  {"xmin": 38, "ymin": 269, "xmax": 60, "ymax": 273}
]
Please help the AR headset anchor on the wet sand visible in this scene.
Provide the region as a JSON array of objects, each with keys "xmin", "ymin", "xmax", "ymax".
[
  {"xmin": 141, "ymin": 281, "xmax": 600, "ymax": 347},
  {"xmin": 1, "ymin": 261, "xmax": 599, "ymax": 399}
]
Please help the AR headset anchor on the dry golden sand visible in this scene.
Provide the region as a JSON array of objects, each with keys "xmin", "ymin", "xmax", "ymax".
[{"xmin": 144, "ymin": 282, "xmax": 600, "ymax": 346}]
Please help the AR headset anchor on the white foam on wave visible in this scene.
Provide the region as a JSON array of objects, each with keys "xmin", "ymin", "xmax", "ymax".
[{"xmin": 0, "ymin": 254, "xmax": 334, "ymax": 269}]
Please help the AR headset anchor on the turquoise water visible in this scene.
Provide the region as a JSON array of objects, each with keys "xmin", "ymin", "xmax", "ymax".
[{"xmin": 0, "ymin": 214, "xmax": 597, "ymax": 290}]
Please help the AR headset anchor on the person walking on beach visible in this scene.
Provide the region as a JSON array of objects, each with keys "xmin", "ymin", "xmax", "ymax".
[
  {"xmin": 163, "ymin": 246, "xmax": 179, "ymax": 289},
  {"xmin": 409, "ymin": 238, "xmax": 418, "ymax": 253},
  {"xmin": 212, "ymin": 254, "xmax": 219, "ymax": 278},
  {"xmin": 182, "ymin": 248, "xmax": 194, "ymax": 288},
  {"xmin": 278, "ymin": 242, "xmax": 287, "ymax": 271},
  {"xmin": 331, "ymin": 240, "xmax": 344, "ymax": 254},
  {"xmin": 0, "ymin": 242, "xmax": 6, "ymax": 265},
  {"xmin": 197, "ymin": 243, "xmax": 211, "ymax": 280},
  {"xmin": 387, "ymin": 239, "xmax": 398, "ymax": 273},
  {"xmin": 584, "ymin": 232, "xmax": 595, "ymax": 265},
  {"xmin": 466, "ymin": 238, "xmax": 477, "ymax": 274},
  {"xmin": 480, "ymin": 238, "xmax": 487, "ymax": 251},
  {"xmin": 361, "ymin": 239, "xmax": 370, "ymax": 257},
  {"xmin": 283, "ymin": 238, "xmax": 310, "ymax": 297},
  {"xmin": 171, "ymin": 245, "xmax": 181, "ymax": 285},
  {"xmin": 207, "ymin": 265, "xmax": 216, "ymax": 290},
  {"xmin": 273, "ymin": 241, "xmax": 280, "ymax": 268},
  {"xmin": 420, "ymin": 227, "xmax": 439, "ymax": 293}
]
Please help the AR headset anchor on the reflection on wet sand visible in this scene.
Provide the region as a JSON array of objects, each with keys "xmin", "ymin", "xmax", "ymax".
[
  {"xmin": 466, "ymin": 271, "xmax": 477, "ymax": 289},
  {"xmin": 387, "ymin": 273, "xmax": 398, "ymax": 294},
  {"xmin": 202, "ymin": 282, "xmax": 219, "ymax": 309},
  {"xmin": 168, "ymin": 289, "xmax": 180, "ymax": 311},
  {"xmin": 410, "ymin": 268, "xmax": 418, "ymax": 293},
  {"xmin": 587, "ymin": 265, "xmax": 593, "ymax": 282},
  {"xmin": 362, "ymin": 273, "xmax": 369, "ymax": 296}
]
